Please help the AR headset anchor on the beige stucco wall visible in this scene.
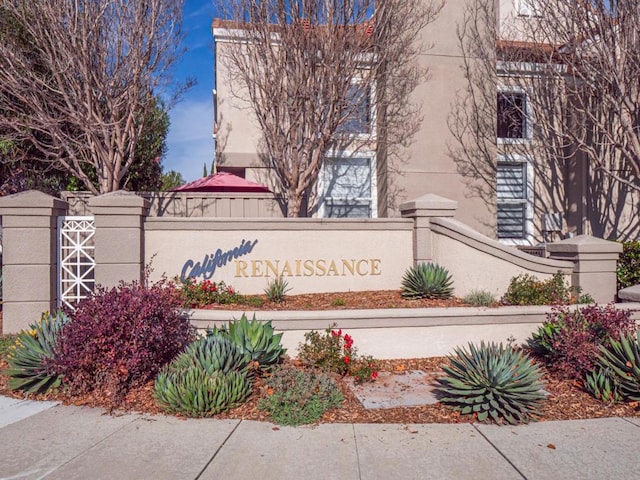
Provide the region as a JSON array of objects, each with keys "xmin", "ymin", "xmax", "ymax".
[
  {"xmin": 430, "ymin": 217, "xmax": 574, "ymax": 298},
  {"xmin": 144, "ymin": 218, "xmax": 414, "ymax": 295},
  {"xmin": 213, "ymin": 1, "xmax": 498, "ymax": 235}
]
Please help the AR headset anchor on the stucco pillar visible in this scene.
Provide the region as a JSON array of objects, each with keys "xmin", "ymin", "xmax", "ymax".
[
  {"xmin": 88, "ymin": 191, "xmax": 150, "ymax": 288},
  {"xmin": 0, "ymin": 191, "xmax": 68, "ymax": 333},
  {"xmin": 400, "ymin": 193, "xmax": 458, "ymax": 264},
  {"xmin": 547, "ymin": 235, "xmax": 622, "ymax": 304}
]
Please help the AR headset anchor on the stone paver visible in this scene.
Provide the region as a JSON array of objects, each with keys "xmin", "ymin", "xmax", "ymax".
[
  {"xmin": 348, "ymin": 370, "xmax": 439, "ymax": 408},
  {"xmin": 201, "ymin": 420, "xmax": 360, "ymax": 480},
  {"xmin": 476, "ymin": 418, "xmax": 640, "ymax": 480},
  {"xmin": 354, "ymin": 423, "xmax": 521, "ymax": 480}
]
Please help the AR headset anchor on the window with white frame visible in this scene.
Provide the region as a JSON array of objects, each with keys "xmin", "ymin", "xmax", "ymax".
[
  {"xmin": 497, "ymin": 157, "xmax": 533, "ymax": 243},
  {"xmin": 336, "ymin": 83, "xmax": 373, "ymax": 136},
  {"xmin": 516, "ymin": 0, "xmax": 541, "ymax": 17},
  {"xmin": 497, "ymin": 89, "xmax": 531, "ymax": 141},
  {"xmin": 320, "ymin": 154, "xmax": 376, "ymax": 218}
]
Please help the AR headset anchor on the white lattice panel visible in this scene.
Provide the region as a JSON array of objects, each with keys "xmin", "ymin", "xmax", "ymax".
[{"xmin": 57, "ymin": 216, "xmax": 95, "ymax": 309}]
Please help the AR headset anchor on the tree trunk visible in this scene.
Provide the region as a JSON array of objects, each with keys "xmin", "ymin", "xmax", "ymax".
[{"xmin": 287, "ymin": 190, "xmax": 304, "ymax": 218}]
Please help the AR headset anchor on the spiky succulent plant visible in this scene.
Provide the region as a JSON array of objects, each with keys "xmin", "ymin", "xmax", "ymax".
[
  {"xmin": 154, "ymin": 367, "xmax": 252, "ymax": 417},
  {"xmin": 596, "ymin": 333, "xmax": 640, "ymax": 401},
  {"xmin": 584, "ymin": 367, "xmax": 622, "ymax": 404},
  {"xmin": 4, "ymin": 310, "xmax": 70, "ymax": 394},
  {"xmin": 153, "ymin": 333, "xmax": 253, "ymax": 416},
  {"xmin": 208, "ymin": 314, "xmax": 285, "ymax": 369},
  {"xmin": 401, "ymin": 263, "xmax": 454, "ymax": 299},
  {"xmin": 434, "ymin": 341, "xmax": 545, "ymax": 425},
  {"xmin": 172, "ymin": 334, "xmax": 250, "ymax": 376}
]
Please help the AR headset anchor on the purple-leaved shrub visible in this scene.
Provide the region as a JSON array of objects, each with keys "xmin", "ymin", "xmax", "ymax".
[
  {"xmin": 52, "ymin": 279, "xmax": 195, "ymax": 402},
  {"xmin": 528, "ymin": 304, "xmax": 635, "ymax": 379}
]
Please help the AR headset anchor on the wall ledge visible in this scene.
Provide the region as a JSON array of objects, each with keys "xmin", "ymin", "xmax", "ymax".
[{"xmin": 430, "ymin": 217, "xmax": 574, "ymax": 274}]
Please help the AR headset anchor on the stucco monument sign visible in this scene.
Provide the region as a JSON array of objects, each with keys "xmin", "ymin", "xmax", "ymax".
[{"xmin": 146, "ymin": 221, "xmax": 414, "ymax": 294}]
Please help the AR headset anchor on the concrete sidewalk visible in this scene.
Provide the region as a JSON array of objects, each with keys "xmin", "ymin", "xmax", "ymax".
[{"xmin": 0, "ymin": 398, "xmax": 638, "ymax": 480}]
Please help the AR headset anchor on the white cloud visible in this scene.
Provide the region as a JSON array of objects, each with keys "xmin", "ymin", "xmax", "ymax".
[{"xmin": 165, "ymin": 97, "xmax": 214, "ymax": 182}]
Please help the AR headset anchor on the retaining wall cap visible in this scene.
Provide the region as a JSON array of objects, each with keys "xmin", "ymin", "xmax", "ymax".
[
  {"xmin": 618, "ymin": 285, "xmax": 640, "ymax": 302},
  {"xmin": 399, "ymin": 193, "xmax": 458, "ymax": 213},
  {"xmin": 0, "ymin": 190, "xmax": 67, "ymax": 210},
  {"xmin": 546, "ymin": 234, "xmax": 622, "ymax": 254},
  {"xmin": 88, "ymin": 190, "xmax": 150, "ymax": 209}
]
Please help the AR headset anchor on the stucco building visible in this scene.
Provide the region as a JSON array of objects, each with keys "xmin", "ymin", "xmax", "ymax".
[{"xmin": 211, "ymin": 0, "xmax": 640, "ymax": 245}]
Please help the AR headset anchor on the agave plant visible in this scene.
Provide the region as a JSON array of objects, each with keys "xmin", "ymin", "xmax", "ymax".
[
  {"xmin": 264, "ymin": 276, "xmax": 292, "ymax": 303},
  {"xmin": 434, "ymin": 341, "xmax": 545, "ymax": 425},
  {"xmin": 154, "ymin": 366, "xmax": 252, "ymax": 417},
  {"xmin": 4, "ymin": 310, "xmax": 70, "ymax": 394},
  {"xmin": 401, "ymin": 263, "xmax": 454, "ymax": 299},
  {"xmin": 584, "ymin": 367, "xmax": 622, "ymax": 404},
  {"xmin": 209, "ymin": 314, "xmax": 285, "ymax": 369},
  {"xmin": 596, "ymin": 333, "xmax": 640, "ymax": 401},
  {"xmin": 172, "ymin": 334, "xmax": 250, "ymax": 376}
]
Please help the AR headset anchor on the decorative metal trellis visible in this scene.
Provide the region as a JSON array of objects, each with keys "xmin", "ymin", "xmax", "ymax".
[{"xmin": 57, "ymin": 216, "xmax": 95, "ymax": 309}]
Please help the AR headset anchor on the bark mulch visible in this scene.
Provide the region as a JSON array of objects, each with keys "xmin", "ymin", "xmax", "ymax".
[
  {"xmin": 1, "ymin": 299, "xmax": 639, "ymax": 424},
  {"xmin": 203, "ymin": 290, "xmax": 472, "ymax": 311},
  {"xmin": 1, "ymin": 355, "xmax": 638, "ymax": 425}
]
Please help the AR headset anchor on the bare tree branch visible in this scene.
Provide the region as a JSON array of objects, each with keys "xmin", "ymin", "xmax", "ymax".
[
  {"xmin": 214, "ymin": 0, "xmax": 442, "ymax": 217},
  {"xmin": 448, "ymin": 0, "xmax": 640, "ymax": 239},
  {"xmin": 0, "ymin": 0, "xmax": 187, "ymax": 194}
]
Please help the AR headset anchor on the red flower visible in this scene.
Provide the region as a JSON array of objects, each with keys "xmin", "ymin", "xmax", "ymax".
[
  {"xmin": 371, "ymin": 371, "xmax": 378, "ymax": 380},
  {"xmin": 344, "ymin": 334, "xmax": 354, "ymax": 349},
  {"xmin": 331, "ymin": 329, "xmax": 342, "ymax": 337},
  {"xmin": 343, "ymin": 356, "xmax": 350, "ymax": 364}
]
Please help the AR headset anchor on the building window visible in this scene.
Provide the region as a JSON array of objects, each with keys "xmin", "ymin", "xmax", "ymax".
[
  {"xmin": 497, "ymin": 90, "xmax": 530, "ymax": 141},
  {"xmin": 336, "ymin": 84, "xmax": 373, "ymax": 136},
  {"xmin": 516, "ymin": 0, "xmax": 541, "ymax": 17},
  {"xmin": 320, "ymin": 154, "xmax": 376, "ymax": 218},
  {"xmin": 497, "ymin": 157, "xmax": 533, "ymax": 243}
]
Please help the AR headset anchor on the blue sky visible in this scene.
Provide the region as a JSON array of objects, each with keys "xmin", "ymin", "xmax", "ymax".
[{"xmin": 164, "ymin": 1, "xmax": 218, "ymax": 182}]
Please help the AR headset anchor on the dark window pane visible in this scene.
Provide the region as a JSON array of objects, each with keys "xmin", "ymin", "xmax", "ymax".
[
  {"xmin": 497, "ymin": 92, "xmax": 527, "ymax": 139},
  {"xmin": 337, "ymin": 85, "xmax": 371, "ymax": 134},
  {"xmin": 497, "ymin": 203, "xmax": 526, "ymax": 238},
  {"xmin": 325, "ymin": 200, "xmax": 371, "ymax": 218}
]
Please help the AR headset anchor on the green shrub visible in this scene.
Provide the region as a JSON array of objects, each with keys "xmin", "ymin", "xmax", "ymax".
[
  {"xmin": 240, "ymin": 295, "xmax": 265, "ymax": 308},
  {"xmin": 264, "ymin": 276, "xmax": 291, "ymax": 303},
  {"xmin": 595, "ymin": 333, "xmax": 640, "ymax": 401},
  {"xmin": 617, "ymin": 241, "xmax": 640, "ymax": 290},
  {"xmin": 434, "ymin": 342, "xmax": 545, "ymax": 425},
  {"xmin": 297, "ymin": 325, "xmax": 354, "ymax": 375},
  {"xmin": 178, "ymin": 278, "xmax": 241, "ymax": 308},
  {"xmin": 526, "ymin": 304, "xmax": 635, "ymax": 379},
  {"xmin": 401, "ymin": 263, "xmax": 453, "ymax": 300},
  {"xmin": 208, "ymin": 314, "xmax": 285, "ymax": 370},
  {"xmin": 0, "ymin": 334, "xmax": 17, "ymax": 360},
  {"xmin": 331, "ymin": 298, "xmax": 346, "ymax": 307},
  {"xmin": 502, "ymin": 272, "xmax": 582, "ymax": 305},
  {"xmin": 463, "ymin": 289, "xmax": 496, "ymax": 306},
  {"xmin": 297, "ymin": 325, "xmax": 378, "ymax": 382},
  {"xmin": 258, "ymin": 366, "xmax": 343, "ymax": 426},
  {"xmin": 4, "ymin": 310, "xmax": 70, "ymax": 394}
]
